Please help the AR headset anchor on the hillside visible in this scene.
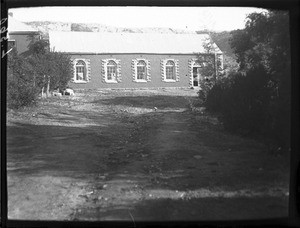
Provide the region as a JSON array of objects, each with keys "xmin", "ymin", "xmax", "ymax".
[
  {"xmin": 24, "ymin": 21, "xmax": 71, "ymax": 37},
  {"xmin": 25, "ymin": 21, "xmax": 196, "ymax": 39}
]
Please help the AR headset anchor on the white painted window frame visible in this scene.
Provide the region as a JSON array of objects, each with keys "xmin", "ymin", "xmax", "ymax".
[
  {"xmin": 161, "ymin": 59, "xmax": 179, "ymax": 82},
  {"xmin": 132, "ymin": 58, "xmax": 151, "ymax": 83},
  {"xmin": 101, "ymin": 59, "xmax": 122, "ymax": 84},
  {"xmin": 73, "ymin": 59, "xmax": 90, "ymax": 84},
  {"xmin": 188, "ymin": 58, "xmax": 201, "ymax": 87}
]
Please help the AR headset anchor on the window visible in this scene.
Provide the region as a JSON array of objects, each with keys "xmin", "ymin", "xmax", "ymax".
[
  {"xmin": 75, "ymin": 60, "xmax": 87, "ymax": 81},
  {"xmin": 107, "ymin": 60, "xmax": 117, "ymax": 81},
  {"xmin": 188, "ymin": 58, "xmax": 205, "ymax": 87},
  {"xmin": 73, "ymin": 59, "xmax": 90, "ymax": 83},
  {"xmin": 101, "ymin": 59, "xmax": 121, "ymax": 83},
  {"xmin": 132, "ymin": 59, "xmax": 151, "ymax": 82},
  {"xmin": 165, "ymin": 60, "xmax": 175, "ymax": 80},
  {"xmin": 161, "ymin": 59, "xmax": 179, "ymax": 82},
  {"xmin": 137, "ymin": 60, "xmax": 147, "ymax": 80},
  {"xmin": 8, "ymin": 40, "xmax": 15, "ymax": 50}
]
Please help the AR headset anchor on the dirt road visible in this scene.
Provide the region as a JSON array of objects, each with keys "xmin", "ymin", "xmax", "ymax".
[{"xmin": 6, "ymin": 89, "xmax": 289, "ymax": 221}]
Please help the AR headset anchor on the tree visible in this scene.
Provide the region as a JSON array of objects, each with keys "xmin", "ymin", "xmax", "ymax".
[
  {"xmin": 7, "ymin": 48, "xmax": 39, "ymax": 108},
  {"xmin": 27, "ymin": 38, "xmax": 49, "ymax": 55},
  {"xmin": 238, "ymin": 10, "xmax": 291, "ymax": 149},
  {"xmin": 7, "ymin": 39, "xmax": 73, "ymax": 108},
  {"xmin": 204, "ymin": 10, "xmax": 291, "ymax": 150},
  {"xmin": 196, "ymin": 36, "xmax": 226, "ymax": 104},
  {"xmin": 230, "ymin": 10, "xmax": 290, "ymax": 75},
  {"xmin": 26, "ymin": 40, "xmax": 73, "ymax": 97}
]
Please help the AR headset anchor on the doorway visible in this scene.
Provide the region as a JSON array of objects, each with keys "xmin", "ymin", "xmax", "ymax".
[{"xmin": 193, "ymin": 67, "xmax": 201, "ymax": 87}]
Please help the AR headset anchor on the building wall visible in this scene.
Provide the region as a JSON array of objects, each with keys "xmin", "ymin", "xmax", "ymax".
[
  {"xmin": 8, "ymin": 33, "xmax": 40, "ymax": 54},
  {"xmin": 69, "ymin": 53, "xmax": 201, "ymax": 89}
]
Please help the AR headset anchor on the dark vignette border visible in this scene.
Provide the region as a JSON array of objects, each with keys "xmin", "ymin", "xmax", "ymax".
[{"xmin": 1, "ymin": 0, "xmax": 299, "ymax": 227}]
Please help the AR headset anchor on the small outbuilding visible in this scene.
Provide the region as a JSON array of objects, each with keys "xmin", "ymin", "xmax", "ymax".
[
  {"xmin": 7, "ymin": 15, "xmax": 40, "ymax": 55},
  {"xmin": 49, "ymin": 31, "xmax": 223, "ymax": 89}
]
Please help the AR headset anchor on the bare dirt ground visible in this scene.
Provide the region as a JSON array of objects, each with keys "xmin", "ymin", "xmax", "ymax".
[{"xmin": 6, "ymin": 88, "xmax": 290, "ymax": 221}]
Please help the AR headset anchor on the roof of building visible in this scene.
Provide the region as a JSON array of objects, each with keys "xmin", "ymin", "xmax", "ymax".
[
  {"xmin": 49, "ymin": 31, "xmax": 222, "ymax": 54},
  {"xmin": 8, "ymin": 16, "xmax": 39, "ymax": 34}
]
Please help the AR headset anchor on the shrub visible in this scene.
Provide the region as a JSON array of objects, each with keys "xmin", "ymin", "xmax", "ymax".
[
  {"xmin": 204, "ymin": 65, "xmax": 272, "ymax": 136},
  {"xmin": 7, "ymin": 51, "xmax": 39, "ymax": 109},
  {"xmin": 262, "ymin": 67, "xmax": 291, "ymax": 150},
  {"xmin": 27, "ymin": 45, "xmax": 73, "ymax": 93},
  {"xmin": 7, "ymin": 73, "xmax": 39, "ymax": 109},
  {"xmin": 7, "ymin": 40, "xmax": 73, "ymax": 109},
  {"xmin": 204, "ymin": 76, "xmax": 233, "ymax": 112},
  {"xmin": 204, "ymin": 64, "xmax": 290, "ymax": 150},
  {"xmin": 51, "ymin": 52, "xmax": 73, "ymax": 90},
  {"xmin": 197, "ymin": 79, "xmax": 214, "ymax": 104}
]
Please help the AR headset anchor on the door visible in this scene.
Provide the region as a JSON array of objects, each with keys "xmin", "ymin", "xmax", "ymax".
[{"xmin": 193, "ymin": 67, "xmax": 201, "ymax": 87}]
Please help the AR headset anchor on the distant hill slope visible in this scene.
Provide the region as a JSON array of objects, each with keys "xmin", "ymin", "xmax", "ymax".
[
  {"xmin": 25, "ymin": 21, "xmax": 196, "ymax": 39},
  {"xmin": 25, "ymin": 21, "xmax": 71, "ymax": 36}
]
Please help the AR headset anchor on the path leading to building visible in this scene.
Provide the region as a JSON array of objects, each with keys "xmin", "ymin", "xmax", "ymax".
[
  {"xmin": 72, "ymin": 100, "xmax": 289, "ymax": 221},
  {"xmin": 6, "ymin": 89, "xmax": 289, "ymax": 221}
]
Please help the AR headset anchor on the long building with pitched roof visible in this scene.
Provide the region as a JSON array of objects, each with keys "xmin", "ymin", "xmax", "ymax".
[{"xmin": 49, "ymin": 31, "xmax": 223, "ymax": 89}]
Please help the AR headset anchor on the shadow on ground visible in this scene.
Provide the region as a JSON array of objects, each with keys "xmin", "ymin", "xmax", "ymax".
[
  {"xmin": 75, "ymin": 196, "xmax": 289, "ymax": 221},
  {"xmin": 93, "ymin": 95, "xmax": 189, "ymax": 109},
  {"xmin": 7, "ymin": 122, "xmax": 131, "ymax": 177}
]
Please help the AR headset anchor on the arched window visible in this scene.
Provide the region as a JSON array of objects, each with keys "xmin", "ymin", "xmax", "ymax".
[
  {"xmin": 165, "ymin": 60, "xmax": 175, "ymax": 80},
  {"xmin": 107, "ymin": 60, "xmax": 117, "ymax": 81},
  {"xmin": 137, "ymin": 60, "xmax": 147, "ymax": 80},
  {"xmin": 76, "ymin": 60, "xmax": 86, "ymax": 81},
  {"xmin": 161, "ymin": 59, "xmax": 178, "ymax": 82}
]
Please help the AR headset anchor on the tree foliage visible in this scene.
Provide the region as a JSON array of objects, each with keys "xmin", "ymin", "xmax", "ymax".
[
  {"xmin": 7, "ymin": 49, "xmax": 40, "ymax": 108},
  {"xmin": 230, "ymin": 10, "xmax": 290, "ymax": 75},
  {"xmin": 7, "ymin": 39, "xmax": 73, "ymax": 109},
  {"xmin": 206, "ymin": 66, "xmax": 272, "ymax": 134},
  {"xmin": 27, "ymin": 40, "xmax": 73, "ymax": 92},
  {"xmin": 204, "ymin": 10, "xmax": 291, "ymax": 150}
]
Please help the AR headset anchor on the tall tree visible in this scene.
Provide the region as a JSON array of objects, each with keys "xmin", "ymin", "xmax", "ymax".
[
  {"xmin": 228, "ymin": 10, "xmax": 291, "ymax": 149},
  {"xmin": 26, "ymin": 40, "xmax": 73, "ymax": 96},
  {"xmin": 230, "ymin": 10, "xmax": 290, "ymax": 75}
]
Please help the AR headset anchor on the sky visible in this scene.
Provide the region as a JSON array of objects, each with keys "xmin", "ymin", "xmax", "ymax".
[{"xmin": 9, "ymin": 7, "xmax": 268, "ymax": 32}]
